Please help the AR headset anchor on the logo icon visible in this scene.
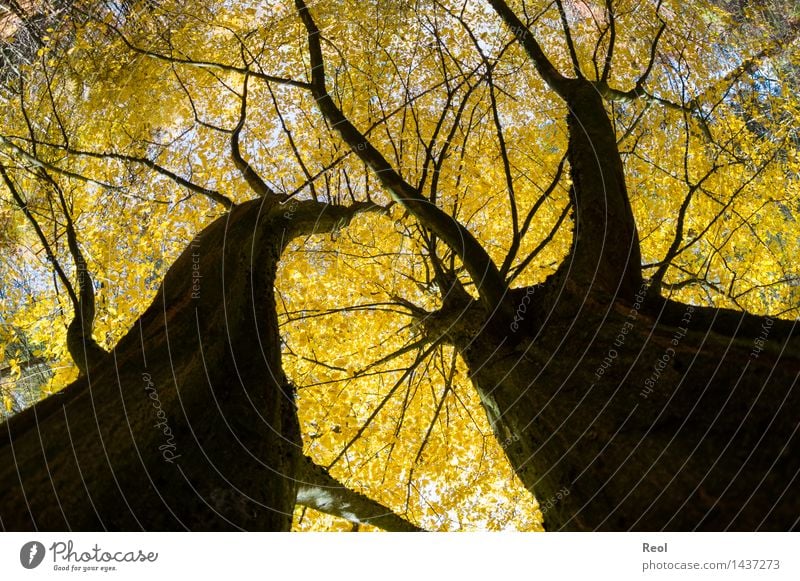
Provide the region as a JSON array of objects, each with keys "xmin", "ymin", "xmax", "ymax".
[{"xmin": 20, "ymin": 541, "xmax": 46, "ymax": 569}]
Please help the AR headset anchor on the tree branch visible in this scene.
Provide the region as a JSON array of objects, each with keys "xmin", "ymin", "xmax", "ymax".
[
  {"xmin": 648, "ymin": 164, "xmax": 719, "ymax": 295},
  {"xmin": 554, "ymin": 0, "xmax": 583, "ymax": 78},
  {"xmin": 599, "ymin": 0, "xmax": 616, "ymax": 83},
  {"xmin": 0, "ymin": 163, "xmax": 107, "ymax": 375},
  {"xmin": 294, "ymin": 0, "xmax": 511, "ymax": 320},
  {"xmin": 85, "ymin": 12, "xmax": 312, "ymax": 90},
  {"xmin": 0, "ymin": 135, "xmax": 119, "ymax": 190},
  {"xmin": 0, "ymin": 162, "xmax": 78, "ymax": 308},
  {"xmin": 231, "ymin": 74, "xmax": 278, "ymax": 197},
  {"xmin": 44, "ymin": 170, "xmax": 108, "ymax": 374},
  {"xmin": 296, "ymin": 456, "xmax": 424, "ymax": 532},
  {"xmin": 34, "ymin": 143, "xmax": 234, "ymax": 209},
  {"xmin": 487, "ymin": 0, "xmax": 572, "ymax": 97}
]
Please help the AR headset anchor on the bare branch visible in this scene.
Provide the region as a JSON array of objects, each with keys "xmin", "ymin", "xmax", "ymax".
[{"xmin": 324, "ymin": 341, "xmax": 440, "ymax": 470}]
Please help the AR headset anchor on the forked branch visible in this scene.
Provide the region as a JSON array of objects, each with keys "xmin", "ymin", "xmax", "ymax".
[{"xmin": 295, "ymin": 0, "xmax": 511, "ymax": 319}]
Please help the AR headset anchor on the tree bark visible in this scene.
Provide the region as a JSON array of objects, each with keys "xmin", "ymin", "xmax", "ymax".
[
  {"xmin": 424, "ymin": 269, "xmax": 799, "ymax": 531},
  {"xmin": 469, "ymin": 0, "xmax": 799, "ymax": 531},
  {"xmin": 420, "ymin": 71, "xmax": 800, "ymax": 532},
  {"xmin": 0, "ymin": 197, "xmax": 372, "ymax": 531},
  {"xmin": 559, "ymin": 79, "xmax": 642, "ymax": 300},
  {"xmin": 296, "ymin": 456, "xmax": 423, "ymax": 532}
]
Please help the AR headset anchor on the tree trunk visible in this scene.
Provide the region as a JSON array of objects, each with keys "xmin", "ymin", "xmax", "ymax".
[
  {"xmin": 0, "ymin": 197, "xmax": 367, "ymax": 531},
  {"xmin": 413, "ymin": 70, "xmax": 798, "ymax": 531},
  {"xmin": 442, "ymin": 66, "xmax": 799, "ymax": 531},
  {"xmin": 429, "ymin": 271, "xmax": 800, "ymax": 531}
]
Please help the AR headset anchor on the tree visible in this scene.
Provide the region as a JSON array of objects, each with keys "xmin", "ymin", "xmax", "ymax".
[{"xmin": 0, "ymin": 0, "xmax": 798, "ymax": 531}]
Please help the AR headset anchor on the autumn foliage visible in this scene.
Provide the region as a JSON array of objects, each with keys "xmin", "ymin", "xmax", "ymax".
[{"xmin": 1, "ymin": 0, "xmax": 798, "ymax": 531}]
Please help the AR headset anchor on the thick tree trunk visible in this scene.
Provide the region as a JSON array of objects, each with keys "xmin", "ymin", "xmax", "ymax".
[
  {"xmin": 430, "ymin": 284, "xmax": 799, "ymax": 531},
  {"xmin": 446, "ymin": 51, "xmax": 799, "ymax": 529},
  {"xmin": 0, "ymin": 197, "xmax": 367, "ymax": 531}
]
